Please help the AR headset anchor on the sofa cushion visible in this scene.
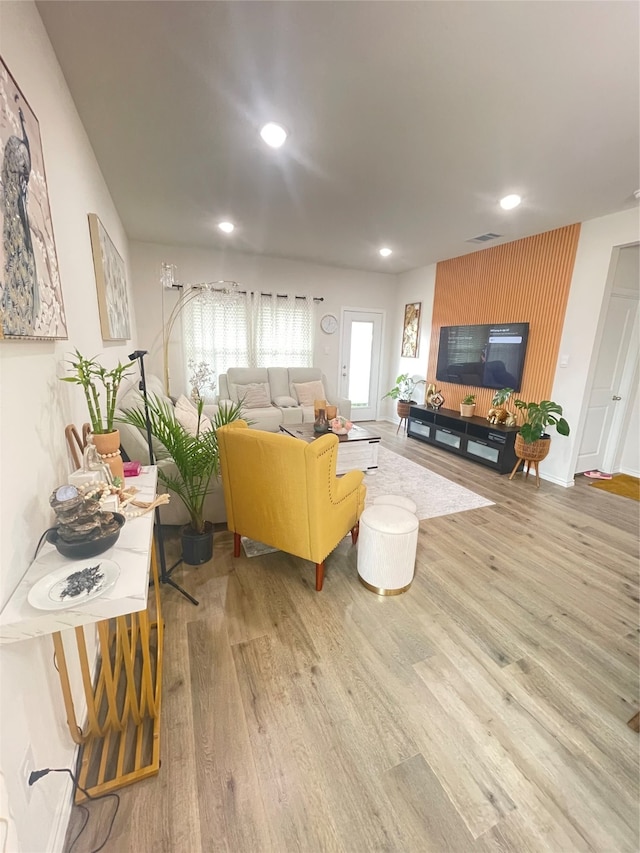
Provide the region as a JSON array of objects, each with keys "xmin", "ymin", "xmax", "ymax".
[
  {"xmin": 293, "ymin": 379, "xmax": 326, "ymax": 408},
  {"xmin": 235, "ymin": 382, "xmax": 272, "ymax": 409},
  {"xmin": 273, "ymin": 395, "xmax": 298, "ymax": 408},
  {"xmin": 174, "ymin": 394, "xmax": 213, "ymax": 435},
  {"xmin": 227, "ymin": 368, "xmax": 269, "ymax": 402}
]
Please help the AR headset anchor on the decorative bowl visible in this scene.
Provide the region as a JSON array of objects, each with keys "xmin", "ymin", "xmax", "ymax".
[
  {"xmin": 46, "ymin": 513, "xmax": 126, "ymax": 559},
  {"xmin": 330, "ymin": 416, "xmax": 353, "ymax": 435}
]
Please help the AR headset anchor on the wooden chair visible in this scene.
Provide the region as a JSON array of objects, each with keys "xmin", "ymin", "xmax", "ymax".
[{"xmin": 65, "ymin": 423, "xmax": 92, "ymax": 470}]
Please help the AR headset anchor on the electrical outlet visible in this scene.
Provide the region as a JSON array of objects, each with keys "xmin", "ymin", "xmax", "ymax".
[{"xmin": 20, "ymin": 745, "xmax": 34, "ymax": 802}]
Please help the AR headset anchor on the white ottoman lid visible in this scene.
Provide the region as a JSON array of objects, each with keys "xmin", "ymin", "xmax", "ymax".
[
  {"xmin": 361, "ymin": 505, "xmax": 418, "ymax": 535},
  {"xmin": 373, "ymin": 494, "xmax": 417, "ymax": 515}
]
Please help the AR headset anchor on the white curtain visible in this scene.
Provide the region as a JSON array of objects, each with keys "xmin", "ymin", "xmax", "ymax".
[
  {"xmin": 252, "ymin": 293, "xmax": 314, "ymax": 367},
  {"xmin": 182, "ymin": 289, "xmax": 315, "ymax": 393},
  {"xmin": 182, "ymin": 288, "xmax": 251, "ymax": 398}
]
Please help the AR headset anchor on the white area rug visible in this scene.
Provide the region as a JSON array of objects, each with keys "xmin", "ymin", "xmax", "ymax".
[
  {"xmin": 241, "ymin": 537, "xmax": 279, "ymax": 558},
  {"xmin": 365, "ymin": 446, "xmax": 494, "ymax": 520}
]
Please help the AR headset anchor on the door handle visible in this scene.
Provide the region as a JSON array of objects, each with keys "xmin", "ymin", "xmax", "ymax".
[{"xmin": 612, "ymin": 395, "xmax": 622, "ymax": 401}]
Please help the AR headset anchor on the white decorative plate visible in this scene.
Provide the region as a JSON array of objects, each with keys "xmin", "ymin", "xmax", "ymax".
[{"xmin": 28, "ymin": 560, "xmax": 120, "ymax": 611}]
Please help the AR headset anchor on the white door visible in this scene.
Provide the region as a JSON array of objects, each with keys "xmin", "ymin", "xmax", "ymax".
[
  {"xmin": 577, "ymin": 293, "xmax": 639, "ymax": 473},
  {"xmin": 340, "ymin": 310, "xmax": 384, "ymax": 421}
]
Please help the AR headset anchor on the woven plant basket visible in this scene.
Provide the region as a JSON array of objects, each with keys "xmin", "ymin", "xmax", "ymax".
[
  {"xmin": 397, "ymin": 400, "xmax": 413, "ymax": 419},
  {"xmin": 515, "ymin": 433, "xmax": 551, "ymax": 462}
]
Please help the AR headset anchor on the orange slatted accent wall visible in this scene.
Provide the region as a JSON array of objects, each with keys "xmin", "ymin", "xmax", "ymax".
[{"xmin": 427, "ymin": 223, "xmax": 581, "ymax": 416}]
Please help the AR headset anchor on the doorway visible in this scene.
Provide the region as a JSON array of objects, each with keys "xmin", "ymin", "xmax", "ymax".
[
  {"xmin": 339, "ymin": 309, "xmax": 384, "ymax": 421},
  {"xmin": 577, "ymin": 244, "xmax": 639, "ymax": 474}
]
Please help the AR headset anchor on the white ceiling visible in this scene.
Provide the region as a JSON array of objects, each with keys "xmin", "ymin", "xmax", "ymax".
[{"xmin": 37, "ymin": 1, "xmax": 640, "ymax": 274}]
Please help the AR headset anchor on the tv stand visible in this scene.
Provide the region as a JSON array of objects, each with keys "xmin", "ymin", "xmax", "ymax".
[{"xmin": 407, "ymin": 405, "xmax": 519, "ymax": 474}]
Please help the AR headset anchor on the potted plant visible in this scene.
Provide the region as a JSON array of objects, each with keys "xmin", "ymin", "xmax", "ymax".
[
  {"xmin": 61, "ymin": 349, "xmax": 133, "ymax": 483},
  {"xmin": 119, "ymin": 395, "xmax": 244, "ymax": 564},
  {"xmin": 509, "ymin": 398, "xmax": 570, "ymax": 485},
  {"xmin": 382, "ymin": 373, "xmax": 426, "ymax": 420},
  {"xmin": 460, "ymin": 393, "xmax": 476, "ymax": 417}
]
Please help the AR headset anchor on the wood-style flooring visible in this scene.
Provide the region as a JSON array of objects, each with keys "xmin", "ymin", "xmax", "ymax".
[{"xmin": 65, "ymin": 423, "xmax": 640, "ymax": 853}]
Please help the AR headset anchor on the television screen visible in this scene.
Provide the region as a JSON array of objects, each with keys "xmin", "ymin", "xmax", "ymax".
[{"xmin": 436, "ymin": 322, "xmax": 529, "ymax": 391}]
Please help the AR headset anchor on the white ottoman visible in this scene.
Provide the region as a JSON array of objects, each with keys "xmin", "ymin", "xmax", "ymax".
[
  {"xmin": 357, "ymin": 505, "xmax": 419, "ymax": 595},
  {"xmin": 373, "ymin": 494, "xmax": 417, "ymax": 515}
]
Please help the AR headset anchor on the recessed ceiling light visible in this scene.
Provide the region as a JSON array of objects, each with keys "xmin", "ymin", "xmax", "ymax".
[
  {"xmin": 260, "ymin": 122, "xmax": 287, "ymax": 148},
  {"xmin": 379, "ymin": 247, "xmax": 392, "ymax": 257},
  {"xmin": 218, "ymin": 221, "xmax": 235, "ymax": 234},
  {"xmin": 500, "ymin": 194, "xmax": 522, "ymax": 210}
]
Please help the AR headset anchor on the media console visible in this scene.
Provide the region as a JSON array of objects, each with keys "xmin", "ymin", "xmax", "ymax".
[{"xmin": 407, "ymin": 405, "xmax": 519, "ymax": 474}]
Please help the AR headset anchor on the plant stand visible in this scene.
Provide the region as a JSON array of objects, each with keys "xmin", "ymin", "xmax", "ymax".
[
  {"xmin": 508, "ymin": 435, "xmax": 551, "ymax": 488},
  {"xmin": 396, "ymin": 400, "xmax": 412, "ymax": 434}
]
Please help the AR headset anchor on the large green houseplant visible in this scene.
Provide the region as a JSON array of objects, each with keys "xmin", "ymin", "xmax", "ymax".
[
  {"xmin": 61, "ymin": 349, "xmax": 133, "ymax": 481},
  {"xmin": 513, "ymin": 399, "xmax": 570, "ymax": 444},
  {"xmin": 383, "ymin": 374, "xmax": 427, "ymax": 425},
  {"xmin": 119, "ymin": 395, "xmax": 244, "ymax": 563}
]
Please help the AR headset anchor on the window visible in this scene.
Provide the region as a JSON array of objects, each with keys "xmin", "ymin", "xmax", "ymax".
[{"xmin": 182, "ymin": 289, "xmax": 314, "ymax": 391}]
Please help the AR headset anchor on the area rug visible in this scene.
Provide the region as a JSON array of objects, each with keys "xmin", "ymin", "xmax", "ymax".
[
  {"xmin": 588, "ymin": 473, "xmax": 640, "ymax": 502},
  {"xmin": 241, "ymin": 537, "xmax": 279, "ymax": 558},
  {"xmin": 365, "ymin": 446, "xmax": 493, "ymax": 520}
]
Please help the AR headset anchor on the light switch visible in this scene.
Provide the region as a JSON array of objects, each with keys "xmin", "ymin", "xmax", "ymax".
[
  {"xmin": 323, "ymin": 346, "xmax": 330, "ymax": 355},
  {"xmin": 559, "ymin": 354, "xmax": 570, "ymax": 367}
]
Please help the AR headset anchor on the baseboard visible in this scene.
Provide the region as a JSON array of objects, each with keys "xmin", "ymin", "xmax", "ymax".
[
  {"xmin": 620, "ymin": 465, "xmax": 640, "ymax": 478},
  {"xmin": 539, "ymin": 472, "xmax": 575, "ymax": 488},
  {"xmin": 49, "ymin": 753, "xmax": 78, "ymax": 852}
]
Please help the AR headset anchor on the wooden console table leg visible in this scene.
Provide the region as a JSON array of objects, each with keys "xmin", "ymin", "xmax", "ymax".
[{"xmin": 53, "ymin": 539, "xmax": 164, "ymax": 802}]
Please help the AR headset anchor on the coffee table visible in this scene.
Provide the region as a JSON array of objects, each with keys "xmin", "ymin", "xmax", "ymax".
[{"xmin": 279, "ymin": 423, "xmax": 380, "ymax": 475}]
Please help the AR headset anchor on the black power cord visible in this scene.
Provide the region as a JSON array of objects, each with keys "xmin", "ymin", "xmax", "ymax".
[{"xmin": 28, "ymin": 768, "xmax": 119, "ymax": 853}]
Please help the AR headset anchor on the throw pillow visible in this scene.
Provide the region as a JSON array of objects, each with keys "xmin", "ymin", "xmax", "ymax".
[
  {"xmin": 273, "ymin": 395, "xmax": 298, "ymax": 408},
  {"xmin": 293, "ymin": 380, "xmax": 326, "ymax": 408},
  {"xmin": 174, "ymin": 394, "xmax": 213, "ymax": 435},
  {"xmin": 236, "ymin": 382, "xmax": 272, "ymax": 409}
]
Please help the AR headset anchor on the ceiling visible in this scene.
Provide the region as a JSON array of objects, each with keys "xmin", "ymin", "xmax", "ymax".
[{"xmin": 37, "ymin": 1, "xmax": 639, "ymax": 274}]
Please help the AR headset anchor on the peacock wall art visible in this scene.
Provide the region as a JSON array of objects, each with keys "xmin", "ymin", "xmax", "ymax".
[{"xmin": 0, "ymin": 57, "xmax": 67, "ymax": 340}]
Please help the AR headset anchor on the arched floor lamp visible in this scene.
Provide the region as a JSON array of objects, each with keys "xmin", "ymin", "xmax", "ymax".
[{"xmin": 161, "ymin": 263, "xmax": 241, "ymax": 397}]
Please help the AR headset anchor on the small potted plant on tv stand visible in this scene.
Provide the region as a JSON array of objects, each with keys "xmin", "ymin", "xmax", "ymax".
[{"xmin": 460, "ymin": 393, "xmax": 476, "ymax": 417}]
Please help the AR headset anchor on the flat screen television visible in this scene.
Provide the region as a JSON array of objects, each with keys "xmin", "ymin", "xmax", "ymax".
[{"xmin": 436, "ymin": 322, "xmax": 529, "ymax": 391}]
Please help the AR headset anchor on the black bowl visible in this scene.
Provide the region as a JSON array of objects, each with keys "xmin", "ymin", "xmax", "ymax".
[{"xmin": 46, "ymin": 513, "xmax": 126, "ymax": 559}]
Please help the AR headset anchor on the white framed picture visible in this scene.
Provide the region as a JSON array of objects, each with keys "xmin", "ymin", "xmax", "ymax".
[{"xmin": 88, "ymin": 213, "xmax": 130, "ymax": 340}]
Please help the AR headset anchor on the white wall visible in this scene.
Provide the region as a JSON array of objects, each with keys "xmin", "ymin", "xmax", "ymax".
[
  {"xmin": 545, "ymin": 208, "xmax": 639, "ymax": 486},
  {"xmin": 129, "ymin": 240, "xmax": 397, "ymax": 407},
  {"xmin": 0, "ymin": 4, "xmax": 135, "ymax": 850}
]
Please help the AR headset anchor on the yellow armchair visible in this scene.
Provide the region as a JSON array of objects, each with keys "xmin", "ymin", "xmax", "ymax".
[{"xmin": 216, "ymin": 421, "xmax": 366, "ymax": 590}]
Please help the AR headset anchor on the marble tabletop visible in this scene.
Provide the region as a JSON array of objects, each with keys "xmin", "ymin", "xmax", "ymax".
[{"xmin": 0, "ymin": 467, "xmax": 158, "ymax": 645}]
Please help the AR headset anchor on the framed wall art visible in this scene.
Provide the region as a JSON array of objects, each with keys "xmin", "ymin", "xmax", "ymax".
[
  {"xmin": 0, "ymin": 56, "xmax": 67, "ymax": 340},
  {"xmin": 88, "ymin": 213, "xmax": 130, "ymax": 341},
  {"xmin": 401, "ymin": 301, "xmax": 421, "ymax": 358}
]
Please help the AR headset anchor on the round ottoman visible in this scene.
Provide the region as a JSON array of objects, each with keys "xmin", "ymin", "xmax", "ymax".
[
  {"xmin": 373, "ymin": 494, "xmax": 417, "ymax": 515},
  {"xmin": 357, "ymin": 505, "xmax": 419, "ymax": 595}
]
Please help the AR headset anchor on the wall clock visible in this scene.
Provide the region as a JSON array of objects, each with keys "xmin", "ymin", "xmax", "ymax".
[{"xmin": 320, "ymin": 313, "xmax": 338, "ymax": 334}]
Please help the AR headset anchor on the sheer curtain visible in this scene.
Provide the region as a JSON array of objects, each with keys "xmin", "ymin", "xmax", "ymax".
[
  {"xmin": 182, "ymin": 289, "xmax": 314, "ymax": 393},
  {"xmin": 252, "ymin": 293, "xmax": 314, "ymax": 367},
  {"xmin": 182, "ymin": 288, "xmax": 251, "ymax": 397}
]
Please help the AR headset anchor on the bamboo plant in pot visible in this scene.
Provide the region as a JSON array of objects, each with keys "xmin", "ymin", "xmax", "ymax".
[
  {"xmin": 61, "ymin": 350, "xmax": 133, "ymax": 484},
  {"xmin": 119, "ymin": 395, "xmax": 244, "ymax": 564},
  {"xmin": 382, "ymin": 373, "xmax": 426, "ymax": 421}
]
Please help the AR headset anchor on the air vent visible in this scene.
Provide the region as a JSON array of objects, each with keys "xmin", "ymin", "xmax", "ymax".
[{"xmin": 466, "ymin": 232, "xmax": 502, "ymax": 244}]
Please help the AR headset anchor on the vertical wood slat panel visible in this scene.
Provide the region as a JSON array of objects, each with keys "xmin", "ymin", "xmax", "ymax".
[{"xmin": 426, "ymin": 224, "xmax": 581, "ymax": 416}]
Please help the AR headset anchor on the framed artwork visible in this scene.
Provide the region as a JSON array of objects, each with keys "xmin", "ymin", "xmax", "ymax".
[
  {"xmin": 0, "ymin": 57, "xmax": 67, "ymax": 340},
  {"xmin": 88, "ymin": 213, "xmax": 130, "ymax": 340},
  {"xmin": 401, "ymin": 301, "xmax": 421, "ymax": 358}
]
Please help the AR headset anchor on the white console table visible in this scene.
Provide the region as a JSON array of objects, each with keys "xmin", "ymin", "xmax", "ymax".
[{"xmin": 0, "ymin": 467, "xmax": 163, "ymax": 801}]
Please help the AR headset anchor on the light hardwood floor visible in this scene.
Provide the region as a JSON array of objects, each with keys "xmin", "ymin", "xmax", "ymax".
[{"xmin": 65, "ymin": 423, "xmax": 639, "ymax": 853}]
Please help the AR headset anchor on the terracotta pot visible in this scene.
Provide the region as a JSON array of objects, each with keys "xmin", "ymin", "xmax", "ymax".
[
  {"xmin": 92, "ymin": 429, "xmax": 125, "ymax": 483},
  {"xmin": 460, "ymin": 403, "xmax": 476, "ymax": 418}
]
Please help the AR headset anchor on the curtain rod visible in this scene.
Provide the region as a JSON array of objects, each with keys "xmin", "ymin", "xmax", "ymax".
[{"xmin": 180, "ymin": 283, "xmax": 323, "ymax": 302}]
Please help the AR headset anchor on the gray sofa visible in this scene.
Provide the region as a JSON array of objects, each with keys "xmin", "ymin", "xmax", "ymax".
[
  {"xmin": 218, "ymin": 367, "xmax": 351, "ymax": 432},
  {"xmin": 115, "ymin": 374, "xmax": 226, "ymax": 525}
]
